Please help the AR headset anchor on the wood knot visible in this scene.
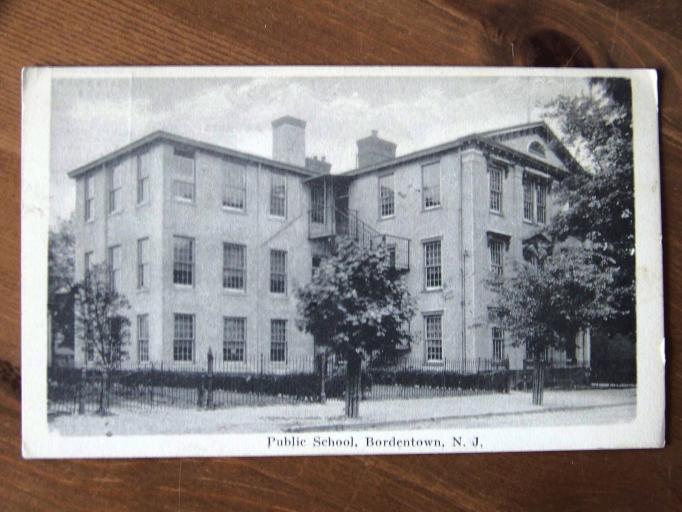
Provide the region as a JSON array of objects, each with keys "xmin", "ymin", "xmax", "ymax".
[
  {"xmin": 0, "ymin": 359, "xmax": 21, "ymax": 399},
  {"xmin": 518, "ymin": 30, "xmax": 594, "ymax": 67}
]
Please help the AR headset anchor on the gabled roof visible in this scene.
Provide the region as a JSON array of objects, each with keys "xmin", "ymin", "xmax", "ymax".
[
  {"xmin": 477, "ymin": 121, "xmax": 582, "ymax": 173},
  {"xmin": 338, "ymin": 121, "xmax": 583, "ymax": 179},
  {"xmin": 67, "ymin": 130, "xmax": 322, "ymax": 179}
]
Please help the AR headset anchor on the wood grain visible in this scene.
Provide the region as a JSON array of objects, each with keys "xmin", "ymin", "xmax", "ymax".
[{"xmin": 1, "ymin": 0, "xmax": 680, "ymax": 510}]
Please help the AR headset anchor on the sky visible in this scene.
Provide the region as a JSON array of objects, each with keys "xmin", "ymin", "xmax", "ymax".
[{"xmin": 49, "ymin": 73, "xmax": 589, "ymax": 226}]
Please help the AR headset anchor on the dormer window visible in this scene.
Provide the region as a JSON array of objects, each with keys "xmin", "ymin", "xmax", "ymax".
[{"xmin": 528, "ymin": 141, "xmax": 546, "ymax": 158}]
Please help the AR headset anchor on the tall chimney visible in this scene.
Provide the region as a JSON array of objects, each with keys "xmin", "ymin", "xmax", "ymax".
[
  {"xmin": 272, "ymin": 116, "xmax": 306, "ymax": 167},
  {"xmin": 356, "ymin": 130, "xmax": 397, "ymax": 168}
]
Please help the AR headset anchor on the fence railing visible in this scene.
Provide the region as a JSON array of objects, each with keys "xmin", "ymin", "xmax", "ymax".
[
  {"xmin": 510, "ymin": 359, "xmax": 634, "ymax": 390},
  {"xmin": 590, "ymin": 359, "xmax": 636, "ymax": 387},
  {"xmin": 355, "ymin": 357, "xmax": 510, "ymax": 401},
  {"xmin": 48, "ymin": 352, "xmax": 631, "ymax": 416},
  {"xmin": 49, "ymin": 352, "xmax": 517, "ymax": 415},
  {"xmin": 370, "ymin": 234, "xmax": 410, "ymax": 271},
  {"xmin": 308, "ymin": 206, "xmax": 379, "ymax": 246},
  {"xmin": 49, "ymin": 353, "xmax": 323, "ymax": 415}
]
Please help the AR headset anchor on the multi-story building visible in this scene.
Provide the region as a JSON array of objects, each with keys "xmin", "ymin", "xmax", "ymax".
[{"xmin": 68, "ymin": 116, "xmax": 590, "ymax": 370}]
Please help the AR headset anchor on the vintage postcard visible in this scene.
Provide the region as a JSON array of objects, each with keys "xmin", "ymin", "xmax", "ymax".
[{"xmin": 21, "ymin": 67, "xmax": 664, "ymax": 458}]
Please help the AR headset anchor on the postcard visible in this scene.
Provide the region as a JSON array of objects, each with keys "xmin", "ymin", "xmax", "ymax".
[{"xmin": 21, "ymin": 66, "xmax": 664, "ymax": 458}]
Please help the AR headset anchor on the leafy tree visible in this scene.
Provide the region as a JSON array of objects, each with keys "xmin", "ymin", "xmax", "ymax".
[
  {"xmin": 48, "ymin": 217, "xmax": 76, "ymax": 355},
  {"xmin": 296, "ymin": 238, "xmax": 415, "ymax": 417},
  {"xmin": 494, "ymin": 246, "xmax": 616, "ymax": 405},
  {"xmin": 48, "ymin": 216, "xmax": 75, "ymax": 299},
  {"xmin": 543, "ymin": 77, "xmax": 635, "ymax": 338},
  {"xmin": 74, "ymin": 263, "xmax": 131, "ymax": 413}
]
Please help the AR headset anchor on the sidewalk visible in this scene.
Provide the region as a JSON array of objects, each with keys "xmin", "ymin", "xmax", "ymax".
[{"xmin": 49, "ymin": 388, "xmax": 636, "ymax": 436}]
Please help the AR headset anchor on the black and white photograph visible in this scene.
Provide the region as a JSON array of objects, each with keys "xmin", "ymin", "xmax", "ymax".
[{"xmin": 22, "ymin": 67, "xmax": 663, "ymax": 458}]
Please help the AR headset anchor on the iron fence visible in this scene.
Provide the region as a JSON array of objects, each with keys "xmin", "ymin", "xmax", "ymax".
[
  {"xmin": 49, "ymin": 351, "xmax": 632, "ymax": 416},
  {"xmin": 48, "ymin": 355, "xmax": 322, "ymax": 415},
  {"xmin": 590, "ymin": 359, "xmax": 636, "ymax": 387},
  {"xmin": 509, "ymin": 359, "xmax": 635, "ymax": 390}
]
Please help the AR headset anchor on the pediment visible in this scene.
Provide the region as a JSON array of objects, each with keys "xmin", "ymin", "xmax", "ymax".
[{"xmin": 479, "ymin": 122, "xmax": 580, "ymax": 173}]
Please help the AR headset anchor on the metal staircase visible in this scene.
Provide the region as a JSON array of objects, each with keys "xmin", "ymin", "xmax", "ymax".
[{"xmin": 308, "ymin": 206, "xmax": 410, "ymax": 271}]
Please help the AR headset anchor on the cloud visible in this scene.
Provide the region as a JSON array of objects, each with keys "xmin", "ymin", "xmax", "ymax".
[{"xmin": 48, "ymin": 74, "xmax": 589, "ymax": 225}]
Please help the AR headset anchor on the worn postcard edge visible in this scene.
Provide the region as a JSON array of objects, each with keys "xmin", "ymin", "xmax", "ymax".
[{"xmin": 20, "ymin": 66, "xmax": 664, "ymax": 459}]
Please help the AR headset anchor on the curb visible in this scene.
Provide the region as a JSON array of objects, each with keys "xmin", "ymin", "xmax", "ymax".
[{"xmin": 284, "ymin": 401, "xmax": 636, "ymax": 433}]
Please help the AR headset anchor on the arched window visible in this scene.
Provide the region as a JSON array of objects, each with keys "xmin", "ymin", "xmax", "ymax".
[{"xmin": 528, "ymin": 140, "xmax": 546, "ymax": 158}]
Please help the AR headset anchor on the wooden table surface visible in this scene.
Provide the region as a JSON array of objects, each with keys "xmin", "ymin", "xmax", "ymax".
[{"xmin": 1, "ymin": 1, "xmax": 680, "ymax": 510}]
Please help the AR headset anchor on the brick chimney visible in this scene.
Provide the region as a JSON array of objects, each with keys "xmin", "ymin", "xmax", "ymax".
[
  {"xmin": 356, "ymin": 130, "xmax": 397, "ymax": 168},
  {"xmin": 305, "ymin": 156, "xmax": 332, "ymax": 174},
  {"xmin": 272, "ymin": 116, "xmax": 306, "ymax": 167}
]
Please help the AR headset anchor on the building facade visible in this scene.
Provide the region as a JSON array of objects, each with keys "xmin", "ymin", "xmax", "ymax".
[{"xmin": 69, "ymin": 116, "xmax": 590, "ymax": 370}]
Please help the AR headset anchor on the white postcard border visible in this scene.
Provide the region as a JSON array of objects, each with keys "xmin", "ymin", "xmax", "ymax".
[{"xmin": 21, "ymin": 66, "xmax": 664, "ymax": 458}]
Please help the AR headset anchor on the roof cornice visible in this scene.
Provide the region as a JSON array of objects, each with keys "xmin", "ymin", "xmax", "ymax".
[
  {"xmin": 338, "ymin": 134, "xmax": 574, "ymax": 180},
  {"xmin": 67, "ymin": 131, "xmax": 320, "ymax": 179}
]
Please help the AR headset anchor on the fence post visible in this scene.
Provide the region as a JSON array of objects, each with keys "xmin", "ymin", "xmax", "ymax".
[
  {"xmin": 197, "ymin": 372, "xmax": 205, "ymax": 408},
  {"xmin": 78, "ymin": 367, "xmax": 86, "ymax": 414},
  {"xmin": 207, "ymin": 348, "xmax": 214, "ymax": 409},
  {"xmin": 150, "ymin": 363, "xmax": 154, "ymax": 409},
  {"xmin": 259, "ymin": 353, "xmax": 264, "ymax": 398},
  {"xmin": 504, "ymin": 357, "xmax": 510, "ymax": 393},
  {"xmin": 319, "ymin": 352, "xmax": 327, "ymax": 404}
]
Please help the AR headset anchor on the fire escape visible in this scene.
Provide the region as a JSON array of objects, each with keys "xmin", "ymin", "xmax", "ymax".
[{"xmin": 307, "ymin": 205, "xmax": 410, "ymax": 271}]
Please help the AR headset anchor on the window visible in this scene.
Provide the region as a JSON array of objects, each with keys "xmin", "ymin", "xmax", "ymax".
[
  {"xmin": 527, "ymin": 253, "xmax": 540, "ymax": 269},
  {"xmin": 136, "ymin": 151, "xmax": 151, "ymax": 204},
  {"xmin": 223, "ymin": 243, "xmax": 246, "ymax": 290},
  {"xmin": 489, "ymin": 238, "xmax": 504, "ymax": 276},
  {"xmin": 138, "ymin": 314, "xmax": 149, "ymax": 362},
  {"xmin": 270, "ymin": 319, "xmax": 287, "ymax": 362},
  {"xmin": 84, "ymin": 251, "xmax": 93, "ymax": 278},
  {"xmin": 137, "ymin": 238, "xmax": 149, "ymax": 289},
  {"xmin": 172, "ymin": 147, "xmax": 195, "ymax": 202},
  {"xmin": 310, "ymin": 183, "xmax": 325, "ymax": 223},
  {"xmin": 523, "ymin": 180, "xmax": 534, "ymax": 222},
  {"xmin": 223, "ymin": 317, "xmax": 246, "ymax": 362},
  {"xmin": 523, "ymin": 176, "xmax": 549, "ymax": 224},
  {"xmin": 528, "ymin": 141, "xmax": 546, "ymax": 158},
  {"xmin": 312, "ymin": 255, "xmax": 322, "ymax": 277},
  {"xmin": 108, "ymin": 317, "xmax": 124, "ymax": 363},
  {"xmin": 492, "ymin": 326, "xmax": 504, "ymax": 361},
  {"xmin": 536, "ymin": 183, "xmax": 547, "ymax": 224},
  {"xmin": 424, "ymin": 314, "xmax": 443, "ymax": 362},
  {"xmin": 422, "ymin": 162, "xmax": 441, "ymax": 209},
  {"xmin": 379, "ymin": 173, "xmax": 395, "ymax": 218},
  {"xmin": 108, "ymin": 163, "xmax": 123, "ymax": 214},
  {"xmin": 223, "ymin": 161, "xmax": 246, "ymax": 211},
  {"xmin": 173, "ymin": 236, "xmax": 194, "ymax": 285},
  {"xmin": 107, "ymin": 245, "xmax": 121, "ymax": 293},
  {"xmin": 86, "ymin": 341, "xmax": 94, "ymax": 362},
  {"xmin": 423, "ymin": 240, "xmax": 442, "ymax": 289},
  {"xmin": 270, "ymin": 250, "xmax": 287, "ymax": 294},
  {"xmin": 525, "ymin": 343, "xmax": 551, "ymax": 361},
  {"xmin": 489, "ymin": 163, "xmax": 503, "ymax": 213},
  {"xmin": 387, "ymin": 244, "xmax": 397, "ymax": 269},
  {"xmin": 84, "ymin": 175, "xmax": 94, "ymax": 221},
  {"xmin": 173, "ymin": 314, "xmax": 194, "ymax": 361},
  {"xmin": 269, "ymin": 171, "xmax": 286, "ymax": 217}
]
